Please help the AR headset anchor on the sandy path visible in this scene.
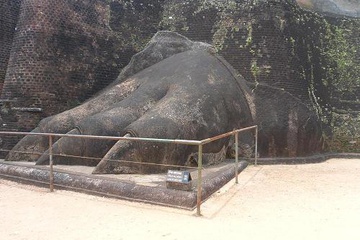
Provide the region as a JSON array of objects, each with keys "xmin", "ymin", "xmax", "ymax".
[{"xmin": 1, "ymin": 158, "xmax": 360, "ymax": 240}]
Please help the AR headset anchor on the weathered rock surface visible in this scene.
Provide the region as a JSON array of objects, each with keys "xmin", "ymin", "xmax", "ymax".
[
  {"xmin": 296, "ymin": 0, "xmax": 360, "ymax": 17},
  {"xmin": 159, "ymin": 0, "xmax": 360, "ymax": 152},
  {"xmin": 0, "ymin": 0, "xmax": 358, "ymax": 156},
  {"xmin": 6, "ymin": 32, "xmax": 322, "ymax": 173}
]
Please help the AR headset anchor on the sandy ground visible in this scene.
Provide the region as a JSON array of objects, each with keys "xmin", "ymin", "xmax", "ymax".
[{"xmin": 1, "ymin": 158, "xmax": 360, "ymax": 240}]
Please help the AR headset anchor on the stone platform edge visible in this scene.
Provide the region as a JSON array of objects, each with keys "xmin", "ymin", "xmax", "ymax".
[{"xmin": 0, "ymin": 161, "xmax": 249, "ymax": 210}]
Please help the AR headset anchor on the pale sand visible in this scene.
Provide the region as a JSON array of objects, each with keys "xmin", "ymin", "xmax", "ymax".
[{"xmin": 1, "ymin": 158, "xmax": 359, "ymax": 240}]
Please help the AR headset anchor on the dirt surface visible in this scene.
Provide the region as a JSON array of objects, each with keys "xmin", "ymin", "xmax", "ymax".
[{"xmin": 1, "ymin": 158, "xmax": 360, "ymax": 240}]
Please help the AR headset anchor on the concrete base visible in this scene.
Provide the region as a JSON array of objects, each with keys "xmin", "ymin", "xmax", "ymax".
[{"xmin": 0, "ymin": 159, "xmax": 248, "ymax": 210}]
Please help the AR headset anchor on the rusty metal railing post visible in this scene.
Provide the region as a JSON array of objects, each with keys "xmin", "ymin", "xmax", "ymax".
[
  {"xmin": 235, "ymin": 131, "xmax": 239, "ymax": 184},
  {"xmin": 196, "ymin": 144, "xmax": 203, "ymax": 216},
  {"xmin": 255, "ymin": 126, "xmax": 258, "ymax": 166},
  {"xmin": 49, "ymin": 135, "xmax": 54, "ymax": 192}
]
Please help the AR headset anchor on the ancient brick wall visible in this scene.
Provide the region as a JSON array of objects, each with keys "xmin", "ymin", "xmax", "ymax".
[
  {"xmin": 0, "ymin": 0, "xmax": 162, "ymax": 134},
  {"xmin": 0, "ymin": 0, "xmax": 21, "ymax": 90},
  {"xmin": 2, "ymin": 0, "xmax": 120, "ymax": 130}
]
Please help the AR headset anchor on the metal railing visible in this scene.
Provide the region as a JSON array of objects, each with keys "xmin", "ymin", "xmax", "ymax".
[{"xmin": 0, "ymin": 125, "xmax": 258, "ymax": 215}]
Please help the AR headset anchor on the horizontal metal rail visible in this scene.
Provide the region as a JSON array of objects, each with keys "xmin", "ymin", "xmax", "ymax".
[
  {"xmin": 201, "ymin": 126, "xmax": 258, "ymax": 144},
  {"xmin": 0, "ymin": 126, "xmax": 258, "ymax": 146},
  {"xmin": 0, "ymin": 131, "xmax": 202, "ymax": 146},
  {"xmin": 0, "ymin": 148, "xmax": 200, "ymax": 170}
]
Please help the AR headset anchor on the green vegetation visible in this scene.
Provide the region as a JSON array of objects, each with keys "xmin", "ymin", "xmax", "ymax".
[{"xmin": 320, "ymin": 21, "xmax": 360, "ymax": 152}]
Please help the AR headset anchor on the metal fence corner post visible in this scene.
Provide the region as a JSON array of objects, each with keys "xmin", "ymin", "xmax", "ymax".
[
  {"xmin": 235, "ymin": 131, "xmax": 239, "ymax": 184},
  {"xmin": 196, "ymin": 144, "xmax": 203, "ymax": 216},
  {"xmin": 49, "ymin": 135, "xmax": 54, "ymax": 192},
  {"xmin": 255, "ymin": 126, "xmax": 258, "ymax": 166}
]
